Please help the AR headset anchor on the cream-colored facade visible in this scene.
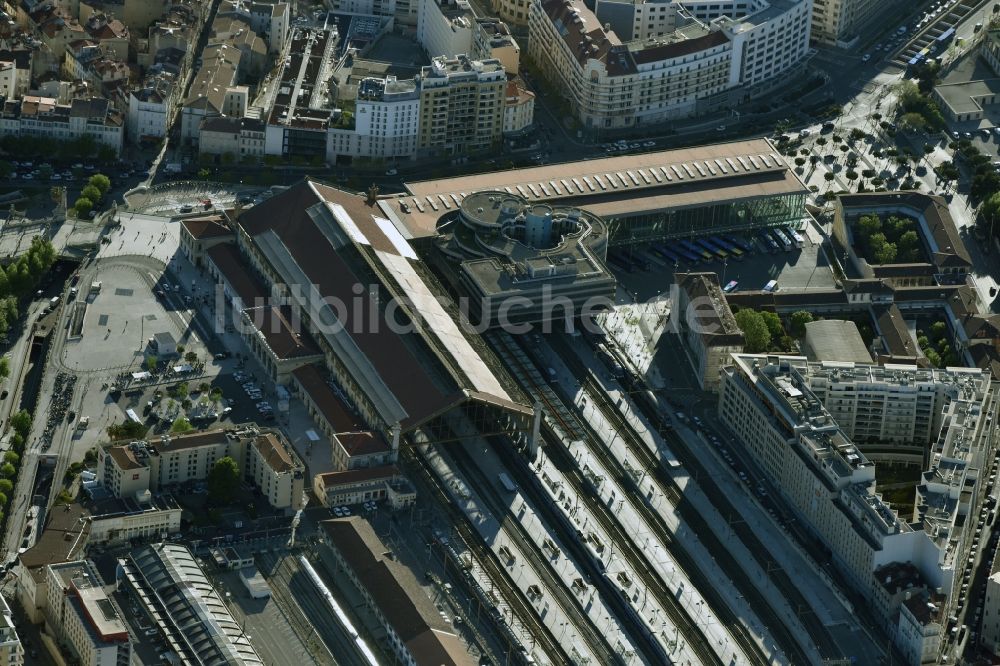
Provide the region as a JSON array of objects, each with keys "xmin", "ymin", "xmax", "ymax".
[
  {"xmin": 0, "ymin": 597, "xmax": 22, "ymax": 666},
  {"xmin": 810, "ymin": 0, "xmax": 880, "ymax": 46},
  {"xmin": 417, "ymin": 55, "xmax": 505, "ymax": 156},
  {"xmin": 503, "ymin": 80, "xmax": 534, "ymax": 135},
  {"xmin": 528, "ymin": 0, "xmax": 811, "ymax": 129},
  {"xmin": 472, "ymin": 18, "xmax": 519, "ymax": 75},
  {"xmin": 97, "ymin": 425, "xmax": 306, "ymax": 510},
  {"xmin": 88, "ymin": 500, "xmax": 182, "ymax": 545},
  {"xmin": 45, "ymin": 562, "xmax": 131, "ymax": 666}
]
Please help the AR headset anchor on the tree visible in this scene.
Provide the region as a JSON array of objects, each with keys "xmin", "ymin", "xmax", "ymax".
[
  {"xmin": 3, "ymin": 451, "xmax": 18, "ymax": 466},
  {"xmin": 810, "ymin": 155, "xmax": 821, "ymax": 166},
  {"xmin": 0, "ymin": 479, "xmax": 13, "ymax": 495},
  {"xmin": 81, "ymin": 185, "xmax": 101, "ymax": 202},
  {"xmin": 824, "ymin": 172, "xmax": 835, "ymax": 182},
  {"xmin": 107, "ymin": 420, "xmax": 148, "ymax": 440},
  {"xmin": 871, "ymin": 232, "xmax": 898, "ymax": 263},
  {"xmin": 899, "ymin": 112, "xmax": 927, "ymax": 132},
  {"xmin": 184, "ymin": 351, "xmax": 198, "ymax": 364},
  {"xmin": 898, "ymin": 230, "xmax": 921, "ymax": 262},
  {"xmin": 10, "ymin": 410, "xmax": 30, "ymax": 439},
  {"xmin": 0, "ymin": 493, "xmax": 8, "ymax": 507},
  {"xmin": 197, "ymin": 168, "xmax": 211, "ymax": 179},
  {"xmin": 210, "ymin": 387, "xmax": 223, "ymax": 402},
  {"xmin": 734, "ymin": 309, "xmax": 771, "ymax": 353},
  {"xmin": 846, "ymin": 170, "xmax": 859, "ymax": 182},
  {"xmin": 790, "ymin": 311, "xmax": 814, "ymax": 337},
  {"xmin": 794, "ymin": 157, "xmax": 806, "ymax": 168},
  {"xmin": 760, "ymin": 311, "xmax": 783, "ymax": 339},
  {"xmin": 816, "ymin": 137, "xmax": 828, "ymax": 148},
  {"xmin": 73, "ymin": 197, "xmax": 93, "ymax": 215},
  {"xmin": 175, "ymin": 382, "xmax": 189, "ymax": 400},
  {"xmin": 170, "ymin": 417, "xmax": 193, "ymax": 434},
  {"xmin": 930, "ymin": 321, "xmax": 948, "ymax": 341},
  {"xmin": 146, "ymin": 355, "xmax": 158, "ymax": 374},
  {"xmin": 88, "ymin": 173, "xmax": 111, "ymax": 196},
  {"xmin": 0, "ymin": 463, "xmax": 16, "ymax": 478},
  {"xmin": 0, "ymin": 357, "xmax": 8, "ymax": 381},
  {"xmin": 208, "ymin": 456, "xmax": 240, "ymax": 504},
  {"xmin": 849, "ymin": 128, "xmax": 866, "ymax": 142}
]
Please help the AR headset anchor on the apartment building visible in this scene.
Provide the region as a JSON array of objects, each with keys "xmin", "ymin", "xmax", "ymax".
[
  {"xmin": 87, "ymin": 495, "xmax": 182, "ymax": 545},
  {"xmin": 45, "ymin": 561, "xmax": 131, "ymax": 666},
  {"xmin": 0, "ymin": 596, "xmax": 23, "ymax": 666},
  {"xmin": 218, "ymin": 0, "xmax": 290, "ymax": 52},
  {"xmin": 472, "ymin": 17, "xmax": 520, "ymax": 74},
  {"xmin": 491, "ymin": 0, "xmax": 530, "ymax": 26},
  {"xmin": 180, "ymin": 42, "xmax": 242, "ymax": 143},
  {"xmin": 97, "ymin": 424, "xmax": 307, "ymax": 510},
  {"xmin": 719, "ymin": 354, "xmax": 998, "ymax": 665},
  {"xmin": 528, "ymin": 0, "xmax": 811, "ymax": 129},
  {"xmin": 417, "ymin": 0, "xmax": 474, "ymax": 59},
  {"xmin": 670, "ymin": 272, "xmax": 745, "ymax": 390},
  {"xmin": 198, "ymin": 115, "xmax": 266, "ymax": 160},
  {"xmin": 127, "ymin": 71, "xmax": 178, "ymax": 142},
  {"xmin": 0, "ymin": 95, "xmax": 123, "ymax": 155},
  {"xmin": 811, "ymin": 0, "xmax": 881, "ymax": 47},
  {"xmin": 327, "ymin": 76, "xmax": 420, "ymax": 163},
  {"xmin": 983, "ymin": 560, "xmax": 1000, "ymax": 656},
  {"xmin": 503, "ymin": 79, "xmax": 534, "ymax": 135},
  {"xmin": 416, "ymin": 55, "xmax": 505, "ymax": 157},
  {"xmin": 0, "ymin": 50, "xmax": 30, "ymax": 99}
]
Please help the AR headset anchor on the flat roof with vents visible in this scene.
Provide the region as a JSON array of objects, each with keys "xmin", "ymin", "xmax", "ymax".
[{"xmin": 389, "ymin": 139, "xmax": 806, "ymax": 239}]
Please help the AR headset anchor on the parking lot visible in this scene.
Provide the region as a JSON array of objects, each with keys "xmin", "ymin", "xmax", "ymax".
[{"xmin": 613, "ymin": 229, "xmax": 838, "ymax": 303}]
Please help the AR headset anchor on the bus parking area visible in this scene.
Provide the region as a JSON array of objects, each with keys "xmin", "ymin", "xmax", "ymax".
[{"xmin": 609, "ymin": 226, "xmax": 839, "ymax": 303}]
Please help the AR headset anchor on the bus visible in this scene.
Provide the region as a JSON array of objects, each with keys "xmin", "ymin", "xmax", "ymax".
[
  {"xmin": 693, "ymin": 238, "xmax": 727, "ymax": 260},
  {"xmin": 758, "ymin": 232, "xmax": 779, "ymax": 253},
  {"xmin": 712, "ymin": 237, "xmax": 744, "ymax": 260},
  {"xmin": 785, "ymin": 227, "xmax": 805, "ymax": 248},
  {"xmin": 679, "ymin": 239, "xmax": 712, "ymax": 261},
  {"xmin": 498, "ymin": 472, "xmax": 518, "ymax": 493},
  {"xmin": 653, "ymin": 243, "xmax": 680, "ymax": 265},
  {"xmin": 935, "ymin": 27, "xmax": 955, "ymax": 49},
  {"xmin": 726, "ymin": 235, "xmax": 756, "ymax": 253},
  {"xmin": 125, "ymin": 408, "xmax": 141, "ymax": 424},
  {"xmin": 770, "ymin": 228, "xmax": 793, "ymax": 251},
  {"xmin": 663, "ymin": 243, "xmax": 698, "ymax": 263}
]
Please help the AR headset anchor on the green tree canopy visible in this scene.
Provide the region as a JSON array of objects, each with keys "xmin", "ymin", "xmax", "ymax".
[
  {"xmin": 170, "ymin": 417, "xmax": 193, "ymax": 434},
  {"xmin": 760, "ymin": 311, "xmax": 783, "ymax": 339},
  {"xmin": 790, "ymin": 311, "xmax": 814, "ymax": 338},
  {"xmin": 208, "ymin": 456, "xmax": 240, "ymax": 504},
  {"xmin": 734, "ymin": 309, "xmax": 771, "ymax": 353},
  {"xmin": 10, "ymin": 410, "xmax": 30, "ymax": 439},
  {"xmin": 107, "ymin": 420, "xmax": 148, "ymax": 441},
  {"xmin": 0, "ymin": 463, "xmax": 16, "ymax": 478},
  {"xmin": 3, "ymin": 451, "xmax": 18, "ymax": 466},
  {"xmin": 73, "ymin": 197, "xmax": 93, "ymax": 215},
  {"xmin": 0, "ymin": 479, "xmax": 13, "ymax": 495},
  {"xmin": 88, "ymin": 173, "xmax": 111, "ymax": 195},
  {"xmin": 81, "ymin": 185, "xmax": 101, "ymax": 202}
]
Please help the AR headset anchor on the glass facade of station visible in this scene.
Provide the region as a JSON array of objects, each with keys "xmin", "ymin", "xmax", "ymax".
[{"xmin": 605, "ymin": 192, "xmax": 807, "ymax": 246}]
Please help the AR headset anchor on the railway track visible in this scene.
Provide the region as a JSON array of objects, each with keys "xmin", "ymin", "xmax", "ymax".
[
  {"xmin": 494, "ymin": 332, "xmax": 744, "ymax": 666},
  {"xmin": 406, "ymin": 444, "xmax": 574, "ymax": 666},
  {"xmin": 488, "ymin": 332, "xmax": 717, "ymax": 665},
  {"xmin": 440, "ymin": 433, "xmax": 626, "ymax": 665},
  {"xmin": 558, "ymin": 331, "xmax": 834, "ymax": 663}
]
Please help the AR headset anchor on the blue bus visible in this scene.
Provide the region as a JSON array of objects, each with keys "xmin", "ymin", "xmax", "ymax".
[
  {"xmin": 668, "ymin": 244, "xmax": 700, "ymax": 263},
  {"xmin": 935, "ymin": 27, "xmax": 955, "ymax": 50},
  {"xmin": 652, "ymin": 243, "xmax": 680, "ymax": 264},
  {"xmin": 725, "ymin": 235, "xmax": 755, "ymax": 253},
  {"xmin": 679, "ymin": 239, "xmax": 712, "ymax": 261},
  {"xmin": 711, "ymin": 237, "xmax": 744, "ymax": 260},
  {"xmin": 694, "ymin": 238, "xmax": 728, "ymax": 260}
]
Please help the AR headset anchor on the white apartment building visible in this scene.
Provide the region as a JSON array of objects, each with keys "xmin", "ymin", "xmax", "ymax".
[
  {"xmin": 503, "ymin": 79, "xmax": 534, "ymax": 135},
  {"xmin": 328, "ymin": 76, "xmax": 419, "ymax": 163},
  {"xmin": 0, "ymin": 96, "xmax": 123, "ymax": 155},
  {"xmin": 0, "ymin": 597, "xmax": 22, "ymax": 666},
  {"xmin": 720, "ymin": 354, "xmax": 999, "ymax": 666},
  {"xmin": 528, "ymin": 0, "xmax": 811, "ymax": 129},
  {"xmin": 45, "ymin": 561, "xmax": 131, "ymax": 666},
  {"xmin": 417, "ymin": 0, "xmax": 474, "ymax": 59},
  {"xmin": 126, "ymin": 72, "xmax": 177, "ymax": 142}
]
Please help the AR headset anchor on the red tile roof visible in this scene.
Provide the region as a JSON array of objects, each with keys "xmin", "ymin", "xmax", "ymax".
[
  {"xmin": 244, "ymin": 305, "xmax": 321, "ymax": 360},
  {"xmin": 182, "ymin": 215, "xmax": 233, "ymax": 240},
  {"xmin": 315, "ymin": 464, "xmax": 402, "ymax": 489}
]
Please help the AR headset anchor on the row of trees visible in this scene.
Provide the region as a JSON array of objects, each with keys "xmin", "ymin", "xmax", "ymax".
[
  {"xmin": 0, "ymin": 238, "xmax": 57, "ymax": 337},
  {"xmin": 73, "ymin": 173, "xmax": 112, "ymax": 216},
  {"xmin": 0, "ymin": 134, "xmax": 117, "ymax": 164}
]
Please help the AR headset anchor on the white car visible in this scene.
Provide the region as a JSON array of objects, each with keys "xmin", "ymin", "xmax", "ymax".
[
  {"xmin": 862, "ymin": 54, "xmax": 871, "ymax": 62},
  {"xmin": 642, "ymin": 141, "xmax": 656, "ymax": 147}
]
